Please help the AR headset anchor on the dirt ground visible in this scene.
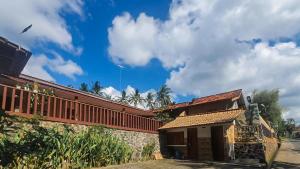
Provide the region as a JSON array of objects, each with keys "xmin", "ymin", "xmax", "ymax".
[
  {"xmin": 98, "ymin": 159, "xmax": 259, "ymax": 169},
  {"xmin": 272, "ymin": 139, "xmax": 300, "ymax": 169},
  {"xmin": 98, "ymin": 139, "xmax": 300, "ymax": 169}
]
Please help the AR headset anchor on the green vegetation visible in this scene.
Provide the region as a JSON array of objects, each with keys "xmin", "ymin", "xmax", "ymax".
[
  {"xmin": 252, "ymin": 89, "xmax": 283, "ymax": 124},
  {"xmin": 78, "ymin": 81, "xmax": 173, "ymax": 111},
  {"xmin": 91, "ymin": 81, "xmax": 103, "ymax": 96},
  {"xmin": 285, "ymin": 118, "xmax": 296, "ymax": 137},
  {"xmin": 141, "ymin": 141, "xmax": 156, "ymax": 160},
  {"xmin": 0, "ymin": 110, "xmax": 133, "ymax": 168},
  {"xmin": 128, "ymin": 89, "xmax": 144, "ymax": 107},
  {"xmin": 117, "ymin": 90, "xmax": 129, "ymax": 104},
  {"xmin": 145, "ymin": 92, "xmax": 156, "ymax": 110},
  {"xmin": 79, "ymin": 82, "xmax": 89, "ymax": 92},
  {"xmin": 156, "ymin": 85, "xmax": 172, "ymax": 108},
  {"xmin": 252, "ymin": 89, "xmax": 296, "ymax": 137}
]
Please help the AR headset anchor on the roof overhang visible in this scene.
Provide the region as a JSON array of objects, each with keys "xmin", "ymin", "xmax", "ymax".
[
  {"xmin": 0, "ymin": 37, "xmax": 32, "ymax": 77},
  {"xmin": 159, "ymin": 109, "xmax": 244, "ymax": 130}
]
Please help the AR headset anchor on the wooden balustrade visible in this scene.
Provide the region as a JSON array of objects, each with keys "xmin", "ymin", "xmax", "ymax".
[{"xmin": 0, "ymin": 84, "xmax": 162, "ymax": 133}]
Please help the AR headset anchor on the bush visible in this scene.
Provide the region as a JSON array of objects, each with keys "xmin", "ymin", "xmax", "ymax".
[
  {"xmin": 0, "ymin": 112, "xmax": 133, "ymax": 168},
  {"xmin": 141, "ymin": 141, "xmax": 156, "ymax": 160}
]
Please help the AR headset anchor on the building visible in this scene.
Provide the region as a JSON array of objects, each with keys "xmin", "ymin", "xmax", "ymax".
[
  {"xmin": 0, "ymin": 36, "xmax": 161, "ymax": 134},
  {"xmin": 0, "ymin": 36, "xmax": 278, "ymax": 165},
  {"xmin": 157, "ymin": 90, "xmax": 277, "ymax": 164}
]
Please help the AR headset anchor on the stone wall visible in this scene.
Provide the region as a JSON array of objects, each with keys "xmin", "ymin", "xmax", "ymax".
[
  {"xmin": 35, "ymin": 121, "xmax": 160, "ymax": 159},
  {"xmin": 234, "ymin": 143, "xmax": 265, "ymax": 162}
]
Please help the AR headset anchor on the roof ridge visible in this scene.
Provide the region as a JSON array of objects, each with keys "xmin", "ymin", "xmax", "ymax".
[{"xmin": 192, "ymin": 89, "xmax": 242, "ymax": 101}]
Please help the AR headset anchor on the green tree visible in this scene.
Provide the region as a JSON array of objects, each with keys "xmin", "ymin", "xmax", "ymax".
[
  {"xmin": 145, "ymin": 92, "xmax": 156, "ymax": 110},
  {"xmin": 91, "ymin": 81, "xmax": 103, "ymax": 95},
  {"xmin": 285, "ymin": 118, "xmax": 296, "ymax": 137},
  {"xmin": 79, "ymin": 83, "xmax": 89, "ymax": 92},
  {"xmin": 252, "ymin": 89, "xmax": 283, "ymax": 128},
  {"xmin": 128, "ymin": 89, "xmax": 144, "ymax": 107},
  {"xmin": 103, "ymin": 93, "xmax": 112, "ymax": 100},
  {"xmin": 156, "ymin": 85, "xmax": 172, "ymax": 108},
  {"xmin": 117, "ymin": 90, "xmax": 128, "ymax": 104}
]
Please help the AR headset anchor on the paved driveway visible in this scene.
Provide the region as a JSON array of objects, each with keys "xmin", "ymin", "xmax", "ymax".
[
  {"xmin": 99, "ymin": 159, "xmax": 260, "ymax": 169},
  {"xmin": 272, "ymin": 139, "xmax": 300, "ymax": 169}
]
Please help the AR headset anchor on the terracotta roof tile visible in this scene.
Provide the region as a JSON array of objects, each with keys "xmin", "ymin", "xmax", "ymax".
[
  {"xmin": 159, "ymin": 109, "xmax": 244, "ymax": 130},
  {"xmin": 162, "ymin": 89, "xmax": 243, "ymax": 111},
  {"xmin": 192, "ymin": 89, "xmax": 242, "ymax": 105}
]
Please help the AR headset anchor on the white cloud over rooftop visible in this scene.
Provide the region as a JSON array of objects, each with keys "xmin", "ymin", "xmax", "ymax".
[{"xmin": 108, "ymin": 0, "xmax": 300, "ymax": 123}]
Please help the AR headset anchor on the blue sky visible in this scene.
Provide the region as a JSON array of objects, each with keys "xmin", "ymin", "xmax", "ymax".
[
  {"xmin": 1, "ymin": 0, "xmax": 300, "ymax": 123},
  {"xmin": 35, "ymin": 0, "xmax": 171, "ymax": 91}
]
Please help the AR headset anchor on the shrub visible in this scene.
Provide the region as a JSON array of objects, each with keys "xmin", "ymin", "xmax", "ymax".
[
  {"xmin": 141, "ymin": 141, "xmax": 156, "ymax": 160},
  {"xmin": 0, "ymin": 112, "xmax": 133, "ymax": 168}
]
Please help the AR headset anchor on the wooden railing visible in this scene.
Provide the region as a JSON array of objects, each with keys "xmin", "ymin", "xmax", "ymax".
[{"xmin": 0, "ymin": 84, "xmax": 162, "ymax": 133}]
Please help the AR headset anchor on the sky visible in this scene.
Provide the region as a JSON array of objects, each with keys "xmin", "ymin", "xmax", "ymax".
[{"xmin": 1, "ymin": 0, "xmax": 300, "ymax": 123}]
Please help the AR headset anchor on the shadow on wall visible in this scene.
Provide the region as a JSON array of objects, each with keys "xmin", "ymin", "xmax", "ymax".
[{"xmin": 159, "ymin": 132, "xmax": 168, "ymax": 156}]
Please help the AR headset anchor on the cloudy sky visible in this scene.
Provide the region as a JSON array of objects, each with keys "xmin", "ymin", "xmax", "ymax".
[{"xmin": 1, "ymin": 0, "xmax": 300, "ymax": 123}]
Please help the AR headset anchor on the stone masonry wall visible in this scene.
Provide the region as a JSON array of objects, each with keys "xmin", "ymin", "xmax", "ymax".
[
  {"xmin": 31, "ymin": 121, "xmax": 160, "ymax": 159},
  {"xmin": 234, "ymin": 143, "xmax": 265, "ymax": 161}
]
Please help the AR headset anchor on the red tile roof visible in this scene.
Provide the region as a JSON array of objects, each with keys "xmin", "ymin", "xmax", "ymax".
[
  {"xmin": 154, "ymin": 89, "xmax": 243, "ymax": 112},
  {"xmin": 191, "ymin": 89, "xmax": 242, "ymax": 105}
]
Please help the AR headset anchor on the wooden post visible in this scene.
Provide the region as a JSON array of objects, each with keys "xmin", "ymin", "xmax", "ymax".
[
  {"xmin": 19, "ymin": 90, "xmax": 23, "ymax": 113},
  {"xmin": 26, "ymin": 92, "xmax": 31, "ymax": 114},
  {"xmin": 59, "ymin": 99, "xmax": 62, "ymax": 118},
  {"xmin": 64, "ymin": 100, "xmax": 68, "ymax": 119},
  {"xmin": 70, "ymin": 101, "xmax": 73, "ymax": 120},
  {"xmin": 53, "ymin": 97, "xmax": 57, "ymax": 117},
  {"xmin": 99, "ymin": 107, "xmax": 102, "ymax": 124},
  {"xmin": 10, "ymin": 88, "xmax": 16, "ymax": 112},
  {"xmin": 47, "ymin": 96, "xmax": 51, "ymax": 117},
  {"xmin": 83, "ymin": 104, "xmax": 86, "ymax": 122},
  {"xmin": 33, "ymin": 94, "xmax": 38, "ymax": 115},
  {"xmin": 41, "ymin": 95, "xmax": 45, "ymax": 115},
  {"xmin": 1, "ymin": 86, "xmax": 7, "ymax": 110},
  {"xmin": 74, "ymin": 101, "xmax": 79, "ymax": 121}
]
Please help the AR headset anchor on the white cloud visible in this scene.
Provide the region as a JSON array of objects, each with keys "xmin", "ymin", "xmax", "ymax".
[
  {"xmin": 23, "ymin": 54, "xmax": 83, "ymax": 82},
  {"xmin": 108, "ymin": 13, "xmax": 158, "ymax": 66},
  {"xmin": 22, "ymin": 55, "xmax": 55, "ymax": 82},
  {"xmin": 101, "ymin": 86, "xmax": 121, "ymax": 100},
  {"xmin": 101, "ymin": 85, "xmax": 156, "ymax": 109},
  {"xmin": 108, "ymin": 0, "xmax": 300, "ymax": 123},
  {"xmin": 0, "ymin": 0, "xmax": 84, "ymax": 53},
  {"xmin": 0, "ymin": 0, "xmax": 85, "ymax": 81}
]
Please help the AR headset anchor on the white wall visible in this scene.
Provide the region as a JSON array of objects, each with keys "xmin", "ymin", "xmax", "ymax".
[{"xmin": 197, "ymin": 126, "xmax": 211, "ymax": 138}]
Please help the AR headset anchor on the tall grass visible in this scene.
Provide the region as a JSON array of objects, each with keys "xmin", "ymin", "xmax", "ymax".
[
  {"xmin": 0, "ymin": 110, "xmax": 133, "ymax": 168},
  {"xmin": 141, "ymin": 141, "xmax": 156, "ymax": 160}
]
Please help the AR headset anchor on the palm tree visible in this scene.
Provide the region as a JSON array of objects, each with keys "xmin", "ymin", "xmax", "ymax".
[
  {"xmin": 128, "ymin": 89, "xmax": 144, "ymax": 107},
  {"xmin": 79, "ymin": 83, "xmax": 89, "ymax": 92},
  {"xmin": 91, "ymin": 81, "xmax": 103, "ymax": 95},
  {"xmin": 103, "ymin": 93, "xmax": 112, "ymax": 100},
  {"xmin": 146, "ymin": 92, "xmax": 156, "ymax": 110},
  {"xmin": 117, "ymin": 90, "xmax": 128, "ymax": 104},
  {"xmin": 156, "ymin": 85, "xmax": 172, "ymax": 108}
]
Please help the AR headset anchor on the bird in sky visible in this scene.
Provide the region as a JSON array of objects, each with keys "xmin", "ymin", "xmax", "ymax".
[{"xmin": 20, "ymin": 24, "xmax": 32, "ymax": 34}]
